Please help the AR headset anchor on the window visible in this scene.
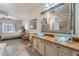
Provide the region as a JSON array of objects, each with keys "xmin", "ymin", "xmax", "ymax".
[
  {"xmin": 10, "ymin": 24, "xmax": 16, "ymax": 31},
  {"xmin": 2, "ymin": 23, "xmax": 16, "ymax": 32}
]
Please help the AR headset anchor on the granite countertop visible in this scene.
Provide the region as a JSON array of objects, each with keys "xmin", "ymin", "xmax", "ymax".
[{"xmin": 32, "ymin": 34, "xmax": 79, "ymax": 51}]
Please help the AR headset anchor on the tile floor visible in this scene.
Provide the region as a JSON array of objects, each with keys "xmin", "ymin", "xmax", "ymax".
[{"xmin": 0, "ymin": 39, "xmax": 41, "ymax": 56}]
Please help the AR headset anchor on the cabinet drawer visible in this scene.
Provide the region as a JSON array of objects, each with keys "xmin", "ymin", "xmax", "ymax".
[
  {"xmin": 58, "ymin": 51, "xmax": 68, "ymax": 56},
  {"xmin": 56, "ymin": 45, "xmax": 72, "ymax": 55},
  {"xmin": 46, "ymin": 41, "xmax": 57, "ymax": 48},
  {"xmin": 45, "ymin": 41, "xmax": 72, "ymax": 55}
]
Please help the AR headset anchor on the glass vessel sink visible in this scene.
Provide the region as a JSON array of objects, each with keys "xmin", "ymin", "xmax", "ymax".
[
  {"xmin": 36, "ymin": 32, "xmax": 45, "ymax": 36},
  {"xmin": 54, "ymin": 33, "xmax": 71, "ymax": 42}
]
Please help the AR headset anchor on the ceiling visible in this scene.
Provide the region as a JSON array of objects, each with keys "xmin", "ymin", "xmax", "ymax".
[{"xmin": 0, "ymin": 3, "xmax": 46, "ymax": 20}]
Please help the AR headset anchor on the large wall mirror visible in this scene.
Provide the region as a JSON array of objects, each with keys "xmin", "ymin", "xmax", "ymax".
[{"xmin": 41, "ymin": 3, "xmax": 75, "ymax": 34}]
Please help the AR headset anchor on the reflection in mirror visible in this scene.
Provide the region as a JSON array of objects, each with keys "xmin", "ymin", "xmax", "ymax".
[
  {"xmin": 54, "ymin": 17, "xmax": 60, "ymax": 30},
  {"xmin": 30, "ymin": 19, "xmax": 37, "ymax": 30},
  {"xmin": 50, "ymin": 4, "xmax": 71, "ymax": 33},
  {"xmin": 41, "ymin": 16, "xmax": 48, "ymax": 32},
  {"xmin": 41, "ymin": 3, "xmax": 75, "ymax": 34}
]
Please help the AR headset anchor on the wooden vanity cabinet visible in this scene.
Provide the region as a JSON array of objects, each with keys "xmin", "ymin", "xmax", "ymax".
[
  {"xmin": 57, "ymin": 46, "xmax": 72, "ymax": 56},
  {"xmin": 32, "ymin": 35, "xmax": 78, "ymax": 56},
  {"xmin": 45, "ymin": 40, "xmax": 72, "ymax": 56},
  {"xmin": 72, "ymin": 50, "xmax": 79, "ymax": 56},
  {"xmin": 38, "ymin": 38, "xmax": 45, "ymax": 56},
  {"xmin": 33, "ymin": 37, "xmax": 38, "ymax": 50},
  {"xmin": 45, "ymin": 41, "xmax": 58, "ymax": 56},
  {"xmin": 56, "ymin": 45, "xmax": 72, "ymax": 56},
  {"xmin": 21, "ymin": 32, "xmax": 29, "ymax": 41},
  {"xmin": 32, "ymin": 36, "xmax": 45, "ymax": 56},
  {"xmin": 58, "ymin": 51, "xmax": 68, "ymax": 56}
]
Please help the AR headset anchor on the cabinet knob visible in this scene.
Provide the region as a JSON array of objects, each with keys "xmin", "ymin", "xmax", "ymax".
[{"xmin": 77, "ymin": 54, "xmax": 79, "ymax": 56}]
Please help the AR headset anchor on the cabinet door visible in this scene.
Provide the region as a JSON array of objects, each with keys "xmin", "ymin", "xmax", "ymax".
[
  {"xmin": 38, "ymin": 39, "xmax": 45, "ymax": 56},
  {"xmin": 72, "ymin": 50, "xmax": 79, "ymax": 56},
  {"xmin": 56, "ymin": 45, "xmax": 72, "ymax": 56},
  {"xmin": 33, "ymin": 37, "xmax": 38, "ymax": 50},
  {"xmin": 45, "ymin": 41, "xmax": 58, "ymax": 56}
]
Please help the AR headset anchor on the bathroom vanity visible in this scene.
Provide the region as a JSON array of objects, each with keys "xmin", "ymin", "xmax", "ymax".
[
  {"xmin": 32, "ymin": 34, "xmax": 79, "ymax": 56},
  {"xmin": 31, "ymin": 3, "xmax": 77, "ymax": 56}
]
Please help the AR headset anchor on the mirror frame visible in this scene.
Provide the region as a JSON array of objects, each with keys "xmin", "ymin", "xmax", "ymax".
[
  {"xmin": 30, "ymin": 19, "xmax": 37, "ymax": 30},
  {"xmin": 41, "ymin": 3, "xmax": 75, "ymax": 34}
]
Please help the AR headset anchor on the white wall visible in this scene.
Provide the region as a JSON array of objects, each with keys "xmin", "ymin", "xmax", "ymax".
[
  {"xmin": 22, "ymin": 6, "xmax": 45, "ymax": 33},
  {"xmin": 21, "ymin": 18, "xmax": 30, "ymax": 30},
  {"xmin": 74, "ymin": 4, "xmax": 79, "ymax": 37}
]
